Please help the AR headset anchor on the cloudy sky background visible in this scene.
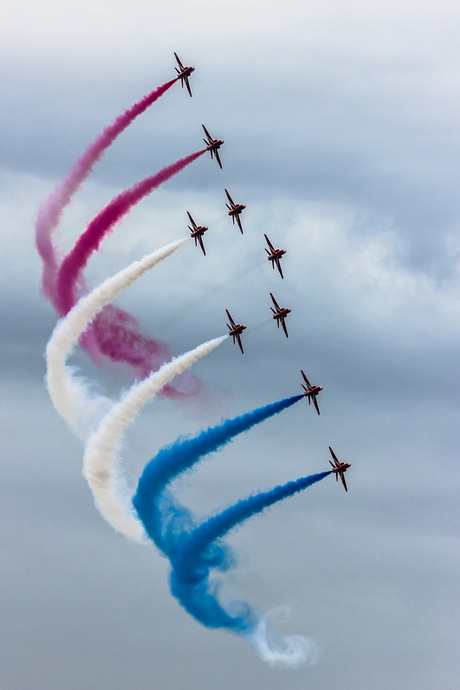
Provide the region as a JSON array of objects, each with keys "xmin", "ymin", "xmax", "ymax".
[{"xmin": 1, "ymin": 1, "xmax": 459, "ymax": 688}]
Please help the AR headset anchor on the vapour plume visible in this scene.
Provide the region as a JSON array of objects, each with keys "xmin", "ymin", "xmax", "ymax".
[
  {"xmin": 133, "ymin": 395, "xmax": 304, "ymax": 557},
  {"xmin": 45, "ymin": 238, "xmax": 188, "ymax": 440},
  {"xmin": 83, "ymin": 336, "xmax": 228, "ymax": 543},
  {"xmin": 55, "ymin": 150, "xmax": 205, "ymax": 317},
  {"xmin": 35, "ymin": 78, "xmax": 177, "ymax": 301},
  {"xmin": 169, "ymin": 471, "xmax": 331, "ymax": 666}
]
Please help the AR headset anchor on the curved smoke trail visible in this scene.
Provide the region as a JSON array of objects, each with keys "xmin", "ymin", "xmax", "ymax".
[
  {"xmin": 36, "ymin": 76, "xmax": 202, "ymax": 396},
  {"xmin": 132, "ymin": 395, "xmax": 304, "ymax": 557},
  {"xmin": 35, "ymin": 78, "xmax": 177, "ymax": 301},
  {"xmin": 45, "ymin": 238, "xmax": 188, "ymax": 440},
  {"xmin": 82, "ymin": 336, "xmax": 227, "ymax": 543},
  {"xmin": 169, "ymin": 471, "xmax": 331, "ymax": 667},
  {"xmin": 55, "ymin": 150, "xmax": 205, "ymax": 317},
  {"xmin": 52, "ymin": 149, "xmax": 206, "ymax": 389}
]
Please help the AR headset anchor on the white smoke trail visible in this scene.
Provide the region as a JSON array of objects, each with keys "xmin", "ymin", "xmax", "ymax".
[
  {"xmin": 45, "ymin": 238, "xmax": 188, "ymax": 440},
  {"xmin": 82, "ymin": 335, "xmax": 228, "ymax": 543},
  {"xmin": 247, "ymin": 607, "xmax": 320, "ymax": 668}
]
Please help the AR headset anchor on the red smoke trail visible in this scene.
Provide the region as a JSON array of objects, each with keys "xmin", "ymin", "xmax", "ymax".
[
  {"xmin": 90, "ymin": 304, "xmax": 201, "ymax": 397},
  {"xmin": 55, "ymin": 150, "xmax": 205, "ymax": 316},
  {"xmin": 35, "ymin": 78, "xmax": 177, "ymax": 301},
  {"xmin": 54, "ymin": 149, "xmax": 206, "ymax": 391}
]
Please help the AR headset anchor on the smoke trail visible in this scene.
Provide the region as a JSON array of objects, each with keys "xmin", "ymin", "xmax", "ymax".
[
  {"xmin": 169, "ymin": 471, "xmax": 331, "ymax": 666},
  {"xmin": 55, "ymin": 150, "xmax": 205, "ymax": 317},
  {"xmin": 36, "ymin": 78, "xmax": 199, "ymax": 395},
  {"xmin": 84, "ymin": 301, "xmax": 202, "ymax": 396},
  {"xmin": 45, "ymin": 238, "xmax": 188, "ymax": 440},
  {"xmin": 35, "ymin": 78, "xmax": 177, "ymax": 301},
  {"xmin": 82, "ymin": 336, "xmax": 227, "ymax": 543},
  {"xmin": 133, "ymin": 395, "xmax": 304, "ymax": 556}
]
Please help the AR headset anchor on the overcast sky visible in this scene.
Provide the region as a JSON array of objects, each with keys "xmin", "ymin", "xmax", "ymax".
[{"xmin": 1, "ymin": 1, "xmax": 459, "ymax": 689}]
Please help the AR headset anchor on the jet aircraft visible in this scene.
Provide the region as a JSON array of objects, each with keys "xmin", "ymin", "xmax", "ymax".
[
  {"xmin": 202, "ymin": 124, "xmax": 224, "ymax": 169},
  {"xmin": 225, "ymin": 189, "xmax": 246, "ymax": 233},
  {"xmin": 328, "ymin": 446, "xmax": 351, "ymax": 492},
  {"xmin": 225, "ymin": 309, "xmax": 246, "ymax": 354},
  {"xmin": 174, "ymin": 52, "xmax": 194, "ymax": 97},
  {"xmin": 187, "ymin": 212, "xmax": 208, "ymax": 255},
  {"xmin": 300, "ymin": 370, "xmax": 323, "ymax": 415},
  {"xmin": 264, "ymin": 234, "xmax": 286, "ymax": 278},
  {"xmin": 269, "ymin": 292, "xmax": 291, "ymax": 338}
]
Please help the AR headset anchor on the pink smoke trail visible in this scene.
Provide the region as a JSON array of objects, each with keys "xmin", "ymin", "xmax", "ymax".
[
  {"xmin": 89, "ymin": 305, "xmax": 200, "ymax": 397},
  {"xmin": 55, "ymin": 150, "xmax": 205, "ymax": 317},
  {"xmin": 53, "ymin": 149, "xmax": 205, "ymax": 391},
  {"xmin": 35, "ymin": 78, "xmax": 178, "ymax": 301}
]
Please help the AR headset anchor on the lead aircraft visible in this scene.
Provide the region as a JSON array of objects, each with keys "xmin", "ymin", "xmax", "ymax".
[{"xmin": 174, "ymin": 52, "xmax": 195, "ymax": 97}]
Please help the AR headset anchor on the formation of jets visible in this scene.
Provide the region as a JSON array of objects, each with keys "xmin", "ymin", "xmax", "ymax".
[{"xmin": 175, "ymin": 52, "xmax": 352, "ymax": 492}]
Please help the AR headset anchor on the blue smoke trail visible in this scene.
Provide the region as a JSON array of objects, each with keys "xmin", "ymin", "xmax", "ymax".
[
  {"xmin": 169, "ymin": 471, "xmax": 331, "ymax": 634},
  {"xmin": 132, "ymin": 395, "xmax": 303, "ymax": 558}
]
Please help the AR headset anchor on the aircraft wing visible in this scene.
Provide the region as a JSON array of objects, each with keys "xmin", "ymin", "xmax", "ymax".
[
  {"xmin": 214, "ymin": 149, "xmax": 223, "ymax": 169},
  {"xmin": 235, "ymin": 214, "xmax": 243, "ymax": 234},
  {"xmin": 225, "ymin": 309, "xmax": 236, "ymax": 328},
  {"xmin": 276, "ymin": 260, "xmax": 284, "ymax": 279},
  {"xmin": 281, "ymin": 318, "xmax": 289, "ymax": 338},
  {"xmin": 301, "ymin": 370, "xmax": 312, "ymax": 388},
  {"xmin": 341, "ymin": 473, "xmax": 348, "ymax": 492},
  {"xmin": 264, "ymin": 234, "xmax": 275, "ymax": 252},
  {"xmin": 236, "ymin": 334, "xmax": 244, "ymax": 354},
  {"xmin": 187, "ymin": 211, "xmax": 197, "ymax": 229},
  {"xmin": 329, "ymin": 446, "xmax": 339, "ymax": 464},
  {"xmin": 197, "ymin": 235, "xmax": 206, "ymax": 256},
  {"xmin": 313, "ymin": 395, "xmax": 321, "ymax": 416},
  {"xmin": 174, "ymin": 52, "xmax": 185, "ymax": 70},
  {"xmin": 225, "ymin": 189, "xmax": 235, "ymax": 206},
  {"xmin": 184, "ymin": 77, "xmax": 192, "ymax": 97},
  {"xmin": 202, "ymin": 124, "xmax": 212, "ymax": 140},
  {"xmin": 270, "ymin": 292, "xmax": 281, "ymax": 310}
]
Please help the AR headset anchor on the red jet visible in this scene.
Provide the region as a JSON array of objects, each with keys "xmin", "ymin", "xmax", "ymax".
[
  {"xmin": 225, "ymin": 309, "xmax": 246, "ymax": 354},
  {"xmin": 202, "ymin": 124, "xmax": 224, "ymax": 169},
  {"xmin": 264, "ymin": 234, "xmax": 286, "ymax": 279},
  {"xmin": 328, "ymin": 447, "xmax": 351, "ymax": 492},
  {"xmin": 270, "ymin": 292, "xmax": 291, "ymax": 338},
  {"xmin": 225, "ymin": 189, "xmax": 246, "ymax": 233},
  {"xmin": 187, "ymin": 212, "xmax": 208, "ymax": 255},
  {"xmin": 174, "ymin": 52, "xmax": 195, "ymax": 97},
  {"xmin": 300, "ymin": 370, "xmax": 323, "ymax": 415}
]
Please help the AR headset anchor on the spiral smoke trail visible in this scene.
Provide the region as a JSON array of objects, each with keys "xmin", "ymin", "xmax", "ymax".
[{"xmin": 169, "ymin": 471, "xmax": 330, "ymax": 666}]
